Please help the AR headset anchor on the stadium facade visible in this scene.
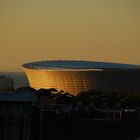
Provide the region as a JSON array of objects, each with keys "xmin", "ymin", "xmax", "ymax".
[{"xmin": 23, "ymin": 60, "xmax": 140, "ymax": 95}]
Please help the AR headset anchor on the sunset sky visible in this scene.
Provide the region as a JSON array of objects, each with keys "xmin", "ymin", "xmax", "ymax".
[{"xmin": 0, "ymin": 0, "xmax": 140, "ymax": 71}]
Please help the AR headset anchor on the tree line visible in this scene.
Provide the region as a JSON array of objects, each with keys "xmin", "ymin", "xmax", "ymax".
[{"xmin": 15, "ymin": 86, "xmax": 140, "ymax": 109}]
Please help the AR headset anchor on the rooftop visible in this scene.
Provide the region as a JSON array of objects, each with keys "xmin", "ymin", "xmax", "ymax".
[{"xmin": 0, "ymin": 92, "xmax": 38, "ymax": 102}]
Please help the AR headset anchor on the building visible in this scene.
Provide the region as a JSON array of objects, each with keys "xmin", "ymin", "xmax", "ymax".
[
  {"xmin": 0, "ymin": 92, "xmax": 38, "ymax": 140},
  {"xmin": 23, "ymin": 60, "xmax": 140, "ymax": 95},
  {"xmin": 0, "ymin": 75, "xmax": 13, "ymax": 92}
]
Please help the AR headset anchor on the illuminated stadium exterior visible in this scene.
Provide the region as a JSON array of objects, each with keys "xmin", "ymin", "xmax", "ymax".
[{"xmin": 23, "ymin": 60, "xmax": 140, "ymax": 95}]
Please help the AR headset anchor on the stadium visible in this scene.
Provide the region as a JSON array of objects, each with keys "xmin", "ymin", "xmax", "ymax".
[{"xmin": 23, "ymin": 60, "xmax": 140, "ymax": 95}]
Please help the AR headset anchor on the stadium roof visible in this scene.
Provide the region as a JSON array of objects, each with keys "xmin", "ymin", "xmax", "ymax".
[{"xmin": 23, "ymin": 60, "xmax": 140, "ymax": 70}]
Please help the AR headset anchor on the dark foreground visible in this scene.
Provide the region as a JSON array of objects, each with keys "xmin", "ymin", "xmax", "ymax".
[{"xmin": 31, "ymin": 118, "xmax": 140, "ymax": 140}]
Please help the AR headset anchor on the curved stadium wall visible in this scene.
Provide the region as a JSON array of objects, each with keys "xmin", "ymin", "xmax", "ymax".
[{"xmin": 23, "ymin": 61, "xmax": 140, "ymax": 95}]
